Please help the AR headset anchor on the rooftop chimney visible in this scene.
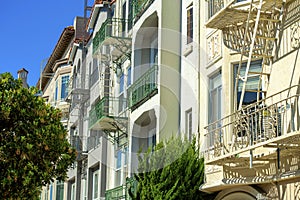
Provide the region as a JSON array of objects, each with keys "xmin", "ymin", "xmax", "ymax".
[{"xmin": 17, "ymin": 68, "xmax": 29, "ymax": 88}]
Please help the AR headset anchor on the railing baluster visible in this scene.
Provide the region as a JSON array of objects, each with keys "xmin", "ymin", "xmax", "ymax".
[{"xmin": 203, "ymin": 85, "xmax": 300, "ymax": 162}]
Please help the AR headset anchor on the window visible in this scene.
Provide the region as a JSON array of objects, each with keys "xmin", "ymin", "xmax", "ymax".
[
  {"xmin": 119, "ymin": 73, "xmax": 124, "ymax": 94},
  {"xmin": 187, "ymin": 4, "xmax": 193, "ymax": 44},
  {"xmin": 45, "ymin": 187, "xmax": 48, "ymax": 200},
  {"xmin": 186, "ymin": 109, "xmax": 193, "ymax": 141},
  {"xmin": 122, "ymin": 2, "xmax": 127, "ymax": 35},
  {"xmin": 56, "ymin": 181, "xmax": 64, "ymax": 200},
  {"xmin": 55, "ymin": 80, "xmax": 58, "ymax": 101},
  {"xmin": 50, "ymin": 182, "xmax": 53, "ymax": 200},
  {"xmin": 61, "ymin": 75, "xmax": 70, "ymax": 100},
  {"xmin": 127, "ymin": 67, "xmax": 132, "ymax": 87},
  {"xmin": 208, "ymin": 72, "xmax": 222, "ymax": 147},
  {"xmin": 71, "ymin": 183, "xmax": 75, "ymax": 200},
  {"xmin": 115, "ymin": 150, "xmax": 122, "ymax": 186},
  {"xmin": 92, "ymin": 170, "xmax": 99, "ymax": 200},
  {"xmin": 234, "ymin": 60, "xmax": 262, "ymax": 108},
  {"xmin": 148, "ymin": 129, "xmax": 156, "ymax": 151},
  {"xmin": 150, "ymin": 38, "xmax": 158, "ymax": 65},
  {"xmin": 128, "ymin": 0, "xmax": 133, "ymax": 30},
  {"xmin": 90, "ymin": 59, "xmax": 99, "ymax": 87},
  {"xmin": 124, "ymin": 146, "xmax": 128, "ymax": 166}
]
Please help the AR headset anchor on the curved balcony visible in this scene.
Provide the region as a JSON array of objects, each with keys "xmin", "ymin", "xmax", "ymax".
[
  {"xmin": 132, "ymin": 0, "xmax": 155, "ymax": 23},
  {"xmin": 105, "ymin": 177, "xmax": 137, "ymax": 200},
  {"xmin": 89, "ymin": 96, "xmax": 128, "ymax": 131},
  {"xmin": 204, "ymin": 85, "xmax": 300, "ymax": 166},
  {"xmin": 93, "ymin": 18, "xmax": 132, "ymax": 62},
  {"xmin": 128, "ymin": 65, "xmax": 158, "ymax": 111}
]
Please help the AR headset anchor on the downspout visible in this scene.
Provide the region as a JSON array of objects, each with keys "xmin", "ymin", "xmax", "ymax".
[
  {"xmin": 198, "ymin": 0, "xmax": 209, "ymax": 193},
  {"xmin": 75, "ymin": 42, "xmax": 84, "ymax": 200},
  {"xmin": 197, "ymin": 0, "xmax": 201, "ymax": 149},
  {"xmin": 179, "ymin": 0, "xmax": 182, "ymax": 137}
]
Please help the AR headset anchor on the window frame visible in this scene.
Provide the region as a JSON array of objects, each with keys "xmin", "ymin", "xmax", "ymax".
[
  {"xmin": 208, "ymin": 71, "xmax": 223, "ymax": 147},
  {"xmin": 115, "ymin": 149, "xmax": 122, "ymax": 187},
  {"xmin": 71, "ymin": 183, "xmax": 75, "ymax": 200},
  {"xmin": 187, "ymin": 4, "xmax": 193, "ymax": 44},
  {"xmin": 92, "ymin": 170, "xmax": 99, "ymax": 200},
  {"xmin": 61, "ymin": 75, "xmax": 70, "ymax": 100},
  {"xmin": 234, "ymin": 60, "xmax": 262, "ymax": 108},
  {"xmin": 56, "ymin": 180, "xmax": 64, "ymax": 200},
  {"xmin": 185, "ymin": 108, "xmax": 193, "ymax": 141}
]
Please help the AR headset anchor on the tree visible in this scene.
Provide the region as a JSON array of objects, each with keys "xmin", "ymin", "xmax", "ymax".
[
  {"xmin": 130, "ymin": 136, "xmax": 215, "ymax": 200},
  {"xmin": 0, "ymin": 73, "xmax": 76, "ymax": 199}
]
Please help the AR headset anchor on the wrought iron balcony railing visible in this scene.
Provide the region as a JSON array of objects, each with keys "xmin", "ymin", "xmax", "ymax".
[
  {"xmin": 93, "ymin": 18, "xmax": 131, "ymax": 54},
  {"xmin": 70, "ymin": 135, "xmax": 88, "ymax": 160},
  {"xmin": 105, "ymin": 185, "xmax": 127, "ymax": 200},
  {"xmin": 204, "ymin": 85, "xmax": 300, "ymax": 164},
  {"xmin": 208, "ymin": 0, "xmax": 225, "ymax": 19},
  {"xmin": 132, "ymin": 0, "xmax": 155, "ymax": 23},
  {"xmin": 105, "ymin": 177, "xmax": 137, "ymax": 200},
  {"xmin": 207, "ymin": 0, "xmax": 248, "ymax": 19},
  {"xmin": 89, "ymin": 96, "xmax": 128, "ymax": 130},
  {"xmin": 87, "ymin": 135, "xmax": 102, "ymax": 151},
  {"xmin": 128, "ymin": 65, "xmax": 158, "ymax": 110}
]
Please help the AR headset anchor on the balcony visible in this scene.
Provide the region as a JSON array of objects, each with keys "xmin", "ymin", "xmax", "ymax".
[
  {"xmin": 93, "ymin": 18, "xmax": 131, "ymax": 62},
  {"xmin": 65, "ymin": 75, "xmax": 89, "ymax": 106},
  {"xmin": 70, "ymin": 135, "xmax": 88, "ymax": 160},
  {"xmin": 205, "ymin": 0, "xmax": 286, "ymax": 29},
  {"xmin": 88, "ymin": 0, "xmax": 113, "ymax": 30},
  {"xmin": 204, "ymin": 85, "xmax": 300, "ymax": 166},
  {"xmin": 128, "ymin": 65, "xmax": 158, "ymax": 110},
  {"xmin": 89, "ymin": 96, "xmax": 128, "ymax": 132},
  {"xmin": 132, "ymin": 0, "xmax": 155, "ymax": 23},
  {"xmin": 105, "ymin": 177, "xmax": 137, "ymax": 200},
  {"xmin": 87, "ymin": 135, "xmax": 102, "ymax": 151},
  {"xmin": 105, "ymin": 185, "xmax": 127, "ymax": 200}
]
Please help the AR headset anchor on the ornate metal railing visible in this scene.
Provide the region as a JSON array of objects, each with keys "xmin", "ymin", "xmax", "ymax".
[
  {"xmin": 207, "ymin": 0, "xmax": 247, "ymax": 19},
  {"xmin": 208, "ymin": 0, "xmax": 225, "ymax": 19},
  {"xmin": 105, "ymin": 185, "xmax": 127, "ymax": 200},
  {"xmin": 87, "ymin": 135, "xmax": 102, "ymax": 151},
  {"xmin": 89, "ymin": 96, "xmax": 128, "ymax": 129},
  {"xmin": 132, "ymin": 0, "xmax": 155, "ymax": 23},
  {"xmin": 70, "ymin": 136, "xmax": 88, "ymax": 160},
  {"xmin": 128, "ymin": 65, "xmax": 158, "ymax": 110},
  {"xmin": 204, "ymin": 85, "xmax": 300, "ymax": 162},
  {"xmin": 93, "ymin": 18, "xmax": 130, "ymax": 54},
  {"xmin": 105, "ymin": 177, "xmax": 137, "ymax": 200}
]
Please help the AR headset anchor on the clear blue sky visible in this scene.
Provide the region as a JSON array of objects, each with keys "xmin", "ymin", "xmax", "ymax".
[{"xmin": 0, "ymin": 1, "xmax": 85, "ymax": 87}]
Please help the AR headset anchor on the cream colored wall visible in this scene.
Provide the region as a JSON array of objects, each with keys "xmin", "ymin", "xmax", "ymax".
[
  {"xmin": 180, "ymin": 0, "xmax": 200, "ymax": 140},
  {"xmin": 199, "ymin": 0, "xmax": 300, "ymax": 197},
  {"xmin": 159, "ymin": 0, "xmax": 181, "ymax": 140}
]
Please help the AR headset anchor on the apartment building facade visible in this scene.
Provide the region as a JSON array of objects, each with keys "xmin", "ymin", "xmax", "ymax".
[
  {"xmin": 199, "ymin": 0, "xmax": 300, "ymax": 199},
  {"xmin": 64, "ymin": 0, "xmax": 185, "ymax": 199},
  {"xmin": 39, "ymin": 0, "xmax": 300, "ymax": 199},
  {"xmin": 37, "ymin": 17, "xmax": 87, "ymax": 200}
]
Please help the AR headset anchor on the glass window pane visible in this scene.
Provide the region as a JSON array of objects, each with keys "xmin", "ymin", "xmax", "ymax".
[
  {"xmin": 127, "ymin": 67, "xmax": 131, "ymax": 86},
  {"xmin": 209, "ymin": 72, "xmax": 222, "ymax": 123},
  {"xmin": 117, "ymin": 150, "xmax": 122, "ymax": 169},
  {"xmin": 61, "ymin": 75, "xmax": 70, "ymax": 99},
  {"xmin": 234, "ymin": 60, "xmax": 262, "ymax": 106},
  {"xmin": 93, "ymin": 171, "xmax": 99, "ymax": 199},
  {"xmin": 120, "ymin": 74, "xmax": 124, "ymax": 94},
  {"xmin": 56, "ymin": 181, "xmax": 64, "ymax": 200}
]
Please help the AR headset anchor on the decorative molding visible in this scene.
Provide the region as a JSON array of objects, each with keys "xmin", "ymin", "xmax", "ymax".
[
  {"xmin": 291, "ymin": 21, "xmax": 300, "ymax": 49},
  {"xmin": 207, "ymin": 31, "xmax": 222, "ymax": 65}
]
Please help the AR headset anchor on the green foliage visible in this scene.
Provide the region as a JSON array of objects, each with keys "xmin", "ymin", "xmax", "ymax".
[
  {"xmin": 130, "ymin": 136, "xmax": 215, "ymax": 200},
  {"xmin": 0, "ymin": 73, "xmax": 76, "ymax": 199}
]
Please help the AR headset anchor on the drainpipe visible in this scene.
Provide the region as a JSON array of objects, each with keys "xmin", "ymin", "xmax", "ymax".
[
  {"xmin": 197, "ymin": 0, "xmax": 201, "ymax": 146},
  {"xmin": 178, "ymin": 0, "xmax": 182, "ymax": 137},
  {"xmin": 75, "ymin": 42, "xmax": 88, "ymax": 200}
]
